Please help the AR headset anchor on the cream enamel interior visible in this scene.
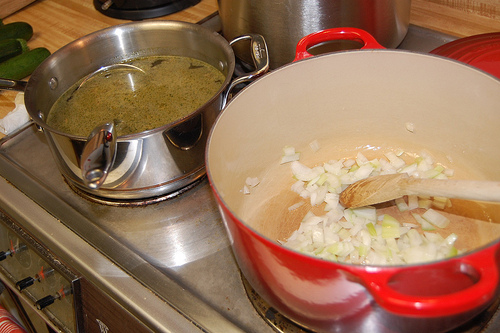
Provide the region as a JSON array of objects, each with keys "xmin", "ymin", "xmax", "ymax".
[{"xmin": 207, "ymin": 50, "xmax": 500, "ymax": 252}]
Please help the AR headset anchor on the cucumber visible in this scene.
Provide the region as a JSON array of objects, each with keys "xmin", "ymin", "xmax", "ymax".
[
  {"xmin": 0, "ymin": 38, "xmax": 29, "ymax": 63},
  {"xmin": 0, "ymin": 22, "xmax": 33, "ymax": 42},
  {"xmin": 0, "ymin": 47, "xmax": 50, "ymax": 80}
]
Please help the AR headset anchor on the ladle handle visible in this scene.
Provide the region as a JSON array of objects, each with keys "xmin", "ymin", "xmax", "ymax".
[
  {"xmin": 0, "ymin": 78, "xmax": 27, "ymax": 92},
  {"xmin": 80, "ymin": 122, "xmax": 117, "ymax": 190}
]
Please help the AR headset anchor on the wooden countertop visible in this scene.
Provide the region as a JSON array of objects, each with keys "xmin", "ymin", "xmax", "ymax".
[
  {"xmin": 412, "ymin": 0, "xmax": 500, "ymax": 37},
  {"xmin": 1, "ymin": 0, "xmax": 499, "ymax": 136}
]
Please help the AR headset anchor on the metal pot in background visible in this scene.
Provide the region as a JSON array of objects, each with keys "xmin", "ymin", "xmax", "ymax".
[
  {"xmin": 7, "ymin": 21, "xmax": 268, "ymax": 201},
  {"xmin": 218, "ymin": 0, "xmax": 411, "ymax": 69}
]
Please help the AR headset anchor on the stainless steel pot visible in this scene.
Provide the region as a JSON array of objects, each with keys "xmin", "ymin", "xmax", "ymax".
[
  {"xmin": 218, "ymin": 0, "xmax": 411, "ymax": 68},
  {"xmin": 5, "ymin": 21, "xmax": 268, "ymax": 201}
]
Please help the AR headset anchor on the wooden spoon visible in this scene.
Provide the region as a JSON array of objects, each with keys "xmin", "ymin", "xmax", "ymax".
[{"xmin": 340, "ymin": 173, "xmax": 500, "ymax": 208}]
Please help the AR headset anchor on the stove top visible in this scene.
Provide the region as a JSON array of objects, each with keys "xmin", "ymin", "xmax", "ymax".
[{"xmin": 0, "ymin": 19, "xmax": 499, "ymax": 332}]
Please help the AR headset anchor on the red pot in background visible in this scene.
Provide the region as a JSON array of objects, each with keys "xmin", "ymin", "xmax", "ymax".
[
  {"xmin": 431, "ymin": 32, "xmax": 500, "ymax": 79},
  {"xmin": 206, "ymin": 29, "xmax": 500, "ymax": 332}
]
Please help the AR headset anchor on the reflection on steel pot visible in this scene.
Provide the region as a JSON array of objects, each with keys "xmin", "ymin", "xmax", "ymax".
[
  {"xmin": 3, "ymin": 21, "xmax": 268, "ymax": 201},
  {"xmin": 206, "ymin": 44, "xmax": 500, "ymax": 332},
  {"xmin": 218, "ymin": 0, "xmax": 411, "ymax": 68}
]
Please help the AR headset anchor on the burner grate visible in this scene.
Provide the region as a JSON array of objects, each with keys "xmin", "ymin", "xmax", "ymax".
[
  {"xmin": 66, "ymin": 175, "xmax": 206, "ymax": 207},
  {"xmin": 242, "ymin": 274, "xmax": 500, "ymax": 333},
  {"xmin": 93, "ymin": 0, "xmax": 201, "ymax": 20}
]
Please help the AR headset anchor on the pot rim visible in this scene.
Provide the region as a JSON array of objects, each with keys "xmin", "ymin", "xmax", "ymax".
[
  {"xmin": 291, "ymin": 48, "xmax": 500, "ymax": 84},
  {"xmin": 25, "ymin": 20, "xmax": 236, "ymax": 141}
]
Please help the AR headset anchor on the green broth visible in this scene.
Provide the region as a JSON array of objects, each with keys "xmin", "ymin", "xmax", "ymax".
[{"xmin": 47, "ymin": 55, "xmax": 225, "ymax": 137}]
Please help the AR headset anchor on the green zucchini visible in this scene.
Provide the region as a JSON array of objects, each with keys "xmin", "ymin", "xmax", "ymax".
[
  {"xmin": 0, "ymin": 47, "xmax": 50, "ymax": 80},
  {"xmin": 0, "ymin": 22, "xmax": 33, "ymax": 42},
  {"xmin": 0, "ymin": 38, "xmax": 29, "ymax": 63}
]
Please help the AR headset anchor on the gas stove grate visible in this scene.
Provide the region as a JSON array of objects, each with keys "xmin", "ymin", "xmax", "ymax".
[{"xmin": 93, "ymin": 0, "xmax": 201, "ymax": 20}]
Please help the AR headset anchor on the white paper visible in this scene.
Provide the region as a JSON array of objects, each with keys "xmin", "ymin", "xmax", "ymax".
[{"xmin": 0, "ymin": 92, "xmax": 30, "ymax": 135}]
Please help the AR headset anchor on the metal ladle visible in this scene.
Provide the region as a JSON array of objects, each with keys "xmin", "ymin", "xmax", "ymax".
[
  {"xmin": 75, "ymin": 63, "xmax": 145, "ymax": 91},
  {"xmin": 80, "ymin": 121, "xmax": 117, "ymax": 189},
  {"xmin": 77, "ymin": 64, "xmax": 146, "ymax": 189}
]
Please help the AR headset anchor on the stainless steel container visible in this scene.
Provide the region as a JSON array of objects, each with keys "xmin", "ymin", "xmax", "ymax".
[
  {"xmin": 18, "ymin": 21, "xmax": 268, "ymax": 201},
  {"xmin": 218, "ymin": 0, "xmax": 411, "ymax": 68}
]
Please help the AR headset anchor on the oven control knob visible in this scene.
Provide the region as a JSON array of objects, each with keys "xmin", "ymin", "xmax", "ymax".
[
  {"xmin": 0, "ymin": 249, "xmax": 13, "ymax": 261},
  {"xmin": 16, "ymin": 277, "xmax": 34, "ymax": 291},
  {"xmin": 35, "ymin": 295, "xmax": 55, "ymax": 310}
]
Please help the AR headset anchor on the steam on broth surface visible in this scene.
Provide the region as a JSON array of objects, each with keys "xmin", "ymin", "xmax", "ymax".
[{"xmin": 47, "ymin": 55, "xmax": 225, "ymax": 137}]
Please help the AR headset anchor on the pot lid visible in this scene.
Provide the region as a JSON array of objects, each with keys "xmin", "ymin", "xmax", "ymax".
[{"xmin": 430, "ymin": 32, "xmax": 500, "ymax": 79}]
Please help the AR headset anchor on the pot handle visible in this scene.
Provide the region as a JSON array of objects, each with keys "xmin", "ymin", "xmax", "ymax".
[
  {"xmin": 294, "ymin": 27, "xmax": 385, "ymax": 62},
  {"xmin": 355, "ymin": 243, "xmax": 499, "ymax": 317},
  {"xmin": 80, "ymin": 121, "xmax": 117, "ymax": 190},
  {"xmin": 221, "ymin": 34, "xmax": 269, "ymax": 109},
  {"xmin": 0, "ymin": 78, "xmax": 27, "ymax": 92}
]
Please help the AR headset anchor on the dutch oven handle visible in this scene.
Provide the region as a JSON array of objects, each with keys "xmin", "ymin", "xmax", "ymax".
[
  {"xmin": 294, "ymin": 27, "xmax": 385, "ymax": 61},
  {"xmin": 221, "ymin": 34, "xmax": 269, "ymax": 109},
  {"xmin": 353, "ymin": 244, "xmax": 499, "ymax": 317}
]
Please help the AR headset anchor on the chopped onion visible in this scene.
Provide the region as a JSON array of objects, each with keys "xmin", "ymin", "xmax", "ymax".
[
  {"xmin": 432, "ymin": 196, "xmax": 451, "ymax": 210},
  {"xmin": 279, "ymin": 145, "xmax": 461, "ymax": 265},
  {"xmin": 291, "ymin": 161, "xmax": 322, "ymax": 181},
  {"xmin": 418, "ymin": 198, "xmax": 433, "ymax": 209},
  {"xmin": 242, "ymin": 185, "xmax": 250, "ymax": 195},
  {"xmin": 381, "ymin": 215, "xmax": 401, "ymax": 239},
  {"xmin": 309, "ymin": 140, "xmax": 320, "ymax": 152},
  {"xmin": 288, "ymin": 202, "xmax": 305, "ymax": 211},
  {"xmin": 422, "ymin": 209, "xmax": 450, "ymax": 228},
  {"xmin": 280, "ymin": 146, "xmax": 300, "ymax": 164},
  {"xmin": 395, "ymin": 197, "xmax": 409, "ymax": 212},
  {"xmin": 245, "ymin": 177, "xmax": 260, "ymax": 187},
  {"xmin": 281, "ymin": 153, "xmax": 300, "ymax": 164},
  {"xmin": 411, "ymin": 213, "xmax": 436, "ymax": 231},
  {"xmin": 405, "ymin": 122, "xmax": 415, "ymax": 133},
  {"xmin": 407, "ymin": 195, "xmax": 419, "ymax": 210},
  {"xmin": 384, "ymin": 151, "xmax": 406, "ymax": 169}
]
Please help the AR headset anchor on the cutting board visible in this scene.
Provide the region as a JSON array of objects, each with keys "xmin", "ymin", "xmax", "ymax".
[
  {"xmin": 0, "ymin": 0, "xmax": 36, "ymax": 19},
  {"xmin": 411, "ymin": 0, "xmax": 500, "ymax": 37}
]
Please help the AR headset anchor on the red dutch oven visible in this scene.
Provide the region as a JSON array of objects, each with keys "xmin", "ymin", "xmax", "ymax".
[
  {"xmin": 206, "ymin": 28, "xmax": 500, "ymax": 332},
  {"xmin": 430, "ymin": 32, "xmax": 500, "ymax": 79}
]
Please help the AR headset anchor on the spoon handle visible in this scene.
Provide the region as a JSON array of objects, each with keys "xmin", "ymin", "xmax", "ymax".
[{"xmin": 402, "ymin": 178, "xmax": 500, "ymax": 202}]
